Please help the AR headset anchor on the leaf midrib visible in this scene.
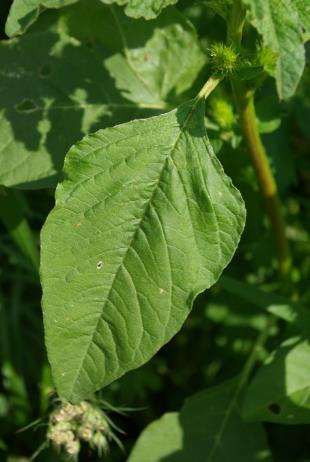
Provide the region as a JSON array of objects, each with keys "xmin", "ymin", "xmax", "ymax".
[{"xmin": 66, "ymin": 101, "xmax": 200, "ymax": 400}]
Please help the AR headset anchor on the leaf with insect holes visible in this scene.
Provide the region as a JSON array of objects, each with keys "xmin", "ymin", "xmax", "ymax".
[
  {"xmin": 40, "ymin": 98, "xmax": 245, "ymax": 402},
  {"xmin": 0, "ymin": 0, "xmax": 205, "ymax": 189},
  {"xmin": 99, "ymin": 0, "xmax": 178, "ymax": 19},
  {"xmin": 129, "ymin": 379, "xmax": 272, "ymax": 461},
  {"xmin": 242, "ymin": 337, "xmax": 310, "ymax": 424},
  {"xmin": 242, "ymin": 0, "xmax": 306, "ymax": 99},
  {"xmin": 5, "ymin": 0, "xmax": 79, "ymax": 37}
]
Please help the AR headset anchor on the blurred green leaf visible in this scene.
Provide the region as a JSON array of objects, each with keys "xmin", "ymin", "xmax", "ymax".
[
  {"xmin": 100, "ymin": 0, "xmax": 178, "ymax": 19},
  {"xmin": 0, "ymin": 439, "xmax": 7, "ymax": 450},
  {"xmin": 0, "ymin": 0, "xmax": 205, "ymax": 189},
  {"xmin": 243, "ymin": 337, "xmax": 310, "ymax": 423},
  {"xmin": 129, "ymin": 412, "xmax": 182, "ymax": 461},
  {"xmin": 205, "ymin": 0, "xmax": 231, "ymax": 21},
  {"xmin": 104, "ymin": 14, "xmax": 205, "ymax": 105},
  {"xmin": 255, "ymin": 93, "xmax": 282, "ymax": 134},
  {"xmin": 220, "ymin": 275, "xmax": 310, "ymax": 331},
  {"xmin": 294, "ymin": 66, "xmax": 310, "ymax": 141},
  {"xmin": 2, "ymin": 362, "xmax": 30, "ymax": 425},
  {"xmin": 129, "ymin": 378, "xmax": 272, "ymax": 461},
  {"xmin": 263, "ymin": 121, "xmax": 297, "ymax": 192},
  {"xmin": 5, "ymin": 0, "xmax": 79, "ymax": 37},
  {"xmin": 0, "ymin": 187, "xmax": 39, "ymax": 271},
  {"xmin": 7, "ymin": 458, "xmax": 30, "ymax": 462},
  {"xmin": 0, "ymin": 394, "xmax": 9, "ymax": 418},
  {"xmin": 242, "ymin": 0, "xmax": 306, "ymax": 98}
]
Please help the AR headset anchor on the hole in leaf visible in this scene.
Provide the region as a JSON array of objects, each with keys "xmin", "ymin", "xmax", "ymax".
[
  {"xmin": 15, "ymin": 99, "xmax": 37, "ymax": 113},
  {"xmin": 39, "ymin": 63, "xmax": 52, "ymax": 78},
  {"xmin": 268, "ymin": 403, "xmax": 281, "ymax": 415},
  {"xmin": 96, "ymin": 260, "xmax": 103, "ymax": 270}
]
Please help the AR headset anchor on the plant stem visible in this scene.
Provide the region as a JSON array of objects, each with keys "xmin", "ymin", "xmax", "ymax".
[
  {"xmin": 238, "ymin": 314, "xmax": 276, "ymax": 390},
  {"xmin": 198, "ymin": 76, "xmax": 222, "ymax": 99},
  {"xmin": 207, "ymin": 314, "xmax": 275, "ymax": 461},
  {"xmin": 210, "ymin": 3, "xmax": 291, "ymax": 434},
  {"xmin": 225, "ymin": 1, "xmax": 291, "ymax": 279},
  {"xmin": 232, "ymin": 82, "xmax": 291, "ymax": 277},
  {"xmin": 227, "ymin": 0, "xmax": 246, "ymax": 47}
]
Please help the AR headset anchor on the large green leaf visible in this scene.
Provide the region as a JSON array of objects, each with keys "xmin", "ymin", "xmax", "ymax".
[
  {"xmin": 129, "ymin": 413, "xmax": 182, "ymax": 460},
  {"xmin": 242, "ymin": 0, "xmax": 306, "ymax": 99},
  {"xmin": 100, "ymin": 0, "xmax": 178, "ymax": 19},
  {"xmin": 103, "ymin": 10, "xmax": 205, "ymax": 105},
  {"xmin": 243, "ymin": 337, "xmax": 310, "ymax": 423},
  {"xmin": 0, "ymin": 0, "xmax": 205, "ymax": 189},
  {"xmin": 129, "ymin": 379, "xmax": 272, "ymax": 461},
  {"xmin": 205, "ymin": 0, "xmax": 233, "ymax": 20},
  {"xmin": 40, "ymin": 98, "xmax": 246, "ymax": 402},
  {"xmin": 5, "ymin": 0, "xmax": 79, "ymax": 37}
]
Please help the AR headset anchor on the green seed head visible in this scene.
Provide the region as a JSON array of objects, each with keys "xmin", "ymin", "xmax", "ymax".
[
  {"xmin": 65, "ymin": 439, "xmax": 80, "ymax": 456},
  {"xmin": 47, "ymin": 400, "xmax": 113, "ymax": 459},
  {"xmin": 209, "ymin": 43, "xmax": 239, "ymax": 76},
  {"xmin": 93, "ymin": 431, "xmax": 109, "ymax": 453}
]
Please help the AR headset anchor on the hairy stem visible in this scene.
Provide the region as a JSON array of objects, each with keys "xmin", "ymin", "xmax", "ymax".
[
  {"xmin": 225, "ymin": 1, "xmax": 291, "ymax": 279},
  {"xmin": 232, "ymin": 82, "xmax": 291, "ymax": 277},
  {"xmin": 214, "ymin": 3, "xmax": 291, "ymax": 425}
]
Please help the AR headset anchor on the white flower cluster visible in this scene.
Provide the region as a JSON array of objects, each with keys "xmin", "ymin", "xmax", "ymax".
[{"xmin": 47, "ymin": 401, "xmax": 109, "ymax": 459}]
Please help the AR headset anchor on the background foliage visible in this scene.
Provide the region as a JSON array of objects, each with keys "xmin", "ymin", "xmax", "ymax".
[{"xmin": 0, "ymin": 0, "xmax": 309, "ymax": 461}]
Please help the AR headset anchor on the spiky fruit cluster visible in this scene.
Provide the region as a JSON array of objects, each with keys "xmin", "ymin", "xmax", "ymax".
[
  {"xmin": 209, "ymin": 43, "xmax": 239, "ymax": 76},
  {"xmin": 47, "ymin": 401, "xmax": 109, "ymax": 459}
]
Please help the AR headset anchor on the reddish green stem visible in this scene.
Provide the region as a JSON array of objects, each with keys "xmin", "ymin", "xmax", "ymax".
[{"xmin": 232, "ymin": 82, "xmax": 291, "ymax": 277}]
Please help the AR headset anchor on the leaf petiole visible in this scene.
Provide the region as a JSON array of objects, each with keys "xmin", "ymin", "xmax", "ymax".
[{"xmin": 197, "ymin": 76, "xmax": 222, "ymax": 100}]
